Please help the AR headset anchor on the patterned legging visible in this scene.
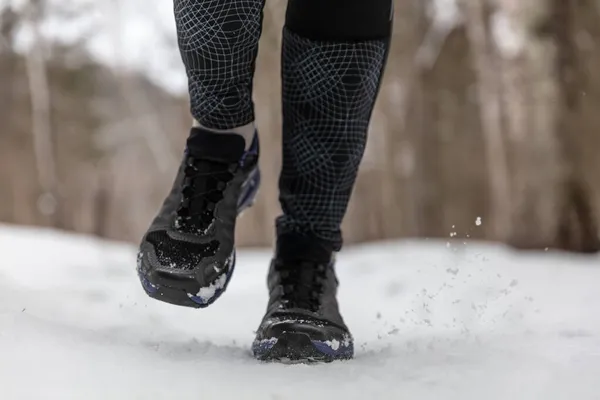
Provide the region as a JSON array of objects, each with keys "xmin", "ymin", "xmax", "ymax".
[{"xmin": 174, "ymin": 0, "xmax": 393, "ymax": 250}]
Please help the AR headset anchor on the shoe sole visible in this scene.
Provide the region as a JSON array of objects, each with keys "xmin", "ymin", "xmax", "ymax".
[
  {"xmin": 137, "ymin": 251, "xmax": 236, "ymax": 308},
  {"xmin": 252, "ymin": 332, "xmax": 354, "ymax": 363},
  {"xmin": 137, "ymin": 167, "xmax": 260, "ymax": 309}
]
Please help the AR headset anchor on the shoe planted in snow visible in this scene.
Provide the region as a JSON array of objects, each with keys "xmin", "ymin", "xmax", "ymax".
[{"xmin": 253, "ymin": 235, "xmax": 353, "ymax": 362}]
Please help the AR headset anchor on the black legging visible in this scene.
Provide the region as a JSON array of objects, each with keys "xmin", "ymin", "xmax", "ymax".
[{"xmin": 174, "ymin": 0, "xmax": 393, "ymax": 250}]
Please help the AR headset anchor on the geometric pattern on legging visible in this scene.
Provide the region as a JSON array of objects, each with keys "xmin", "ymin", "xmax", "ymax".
[
  {"xmin": 276, "ymin": 27, "xmax": 388, "ymax": 250},
  {"xmin": 174, "ymin": 0, "xmax": 265, "ymax": 130}
]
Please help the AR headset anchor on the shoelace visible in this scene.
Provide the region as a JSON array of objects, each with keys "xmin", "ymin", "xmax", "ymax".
[
  {"xmin": 276, "ymin": 260, "xmax": 328, "ymax": 312},
  {"xmin": 175, "ymin": 154, "xmax": 237, "ymax": 233}
]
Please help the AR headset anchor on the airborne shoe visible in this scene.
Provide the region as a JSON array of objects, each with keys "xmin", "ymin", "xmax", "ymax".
[
  {"xmin": 137, "ymin": 127, "xmax": 260, "ymax": 308},
  {"xmin": 252, "ymin": 234, "xmax": 354, "ymax": 362}
]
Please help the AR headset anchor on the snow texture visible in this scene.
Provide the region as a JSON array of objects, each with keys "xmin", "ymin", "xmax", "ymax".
[
  {"xmin": 1, "ymin": 223, "xmax": 600, "ymax": 399},
  {"xmin": 194, "ymin": 270, "xmax": 228, "ymax": 302}
]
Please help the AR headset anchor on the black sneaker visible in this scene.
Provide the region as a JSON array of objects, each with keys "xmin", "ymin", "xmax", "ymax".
[
  {"xmin": 137, "ymin": 127, "xmax": 260, "ymax": 308},
  {"xmin": 252, "ymin": 234, "xmax": 354, "ymax": 362}
]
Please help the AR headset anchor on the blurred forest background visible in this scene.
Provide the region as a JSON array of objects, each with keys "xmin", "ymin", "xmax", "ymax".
[{"xmin": 2, "ymin": 0, "xmax": 600, "ymax": 252}]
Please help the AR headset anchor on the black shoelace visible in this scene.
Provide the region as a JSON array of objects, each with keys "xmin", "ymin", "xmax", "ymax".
[
  {"xmin": 175, "ymin": 154, "xmax": 237, "ymax": 233},
  {"xmin": 276, "ymin": 260, "xmax": 328, "ymax": 312}
]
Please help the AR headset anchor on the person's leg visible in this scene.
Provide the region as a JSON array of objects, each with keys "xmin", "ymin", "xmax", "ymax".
[
  {"xmin": 175, "ymin": 0, "xmax": 263, "ymax": 146},
  {"xmin": 253, "ymin": 0, "xmax": 393, "ymax": 361},
  {"xmin": 137, "ymin": 0, "xmax": 264, "ymax": 308},
  {"xmin": 277, "ymin": 0, "xmax": 392, "ymax": 249}
]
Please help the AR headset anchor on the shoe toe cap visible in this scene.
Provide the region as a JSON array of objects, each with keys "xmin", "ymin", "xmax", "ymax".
[{"xmin": 259, "ymin": 317, "xmax": 348, "ymax": 343}]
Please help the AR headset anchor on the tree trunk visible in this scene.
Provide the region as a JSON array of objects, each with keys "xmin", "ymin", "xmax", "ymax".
[
  {"xmin": 464, "ymin": 0, "xmax": 600, "ymax": 252},
  {"xmin": 25, "ymin": 0, "xmax": 59, "ymax": 224},
  {"xmin": 462, "ymin": 0, "xmax": 512, "ymax": 241}
]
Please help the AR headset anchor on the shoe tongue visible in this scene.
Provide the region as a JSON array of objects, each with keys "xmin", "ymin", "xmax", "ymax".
[{"xmin": 186, "ymin": 127, "xmax": 246, "ymax": 163}]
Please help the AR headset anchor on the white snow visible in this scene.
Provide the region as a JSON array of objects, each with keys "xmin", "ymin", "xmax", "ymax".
[
  {"xmin": 195, "ymin": 269, "xmax": 228, "ymax": 302},
  {"xmin": 1, "ymin": 223, "xmax": 600, "ymax": 399},
  {"xmin": 324, "ymin": 339, "xmax": 340, "ymax": 351}
]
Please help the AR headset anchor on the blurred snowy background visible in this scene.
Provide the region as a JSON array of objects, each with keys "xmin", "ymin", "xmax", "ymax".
[{"xmin": 2, "ymin": 1, "xmax": 600, "ymax": 399}]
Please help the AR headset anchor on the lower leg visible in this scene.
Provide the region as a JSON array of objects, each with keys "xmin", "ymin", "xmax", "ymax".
[
  {"xmin": 252, "ymin": 0, "xmax": 393, "ymax": 362},
  {"xmin": 276, "ymin": 0, "xmax": 393, "ymax": 253},
  {"xmin": 174, "ymin": 0, "xmax": 265, "ymax": 146},
  {"xmin": 137, "ymin": 0, "xmax": 265, "ymax": 308}
]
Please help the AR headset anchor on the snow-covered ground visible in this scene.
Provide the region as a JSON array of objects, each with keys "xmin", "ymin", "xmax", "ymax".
[{"xmin": 1, "ymin": 223, "xmax": 600, "ymax": 399}]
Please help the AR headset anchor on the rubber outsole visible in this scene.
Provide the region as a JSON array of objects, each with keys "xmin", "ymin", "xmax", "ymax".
[
  {"xmin": 252, "ymin": 332, "xmax": 354, "ymax": 363},
  {"xmin": 137, "ymin": 251, "xmax": 235, "ymax": 309}
]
